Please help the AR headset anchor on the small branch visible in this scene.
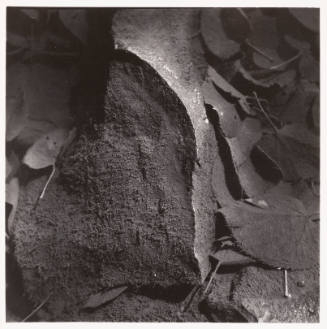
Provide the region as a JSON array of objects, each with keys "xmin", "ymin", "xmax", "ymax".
[
  {"xmin": 253, "ymin": 92, "xmax": 279, "ymax": 134},
  {"xmin": 269, "ymin": 52, "xmax": 302, "ymax": 70},
  {"xmin": 21, "ymin": 294, "xmax": 51, "ymax": 322},
  {"xmin": 180, "ymin": 284, "xmax": 201, "ymax": 313},
  {"xmin": 245, "ymin": 40, "xmax": 274, "ymax": 62},
  {"xmin": 202, "ymin": 261, "xmax": 221, "ymax": 296},
  {"xmin": 40, "ymin": 165, "xmax": 56, "ymax": 199}
]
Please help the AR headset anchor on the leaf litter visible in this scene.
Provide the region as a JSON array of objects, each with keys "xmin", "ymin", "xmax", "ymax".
[
  {"xmin": 201, "ymin": 8, "xmax": 240, "ymax": 60},
  {"xmin": 82, "ymin": 286, "xmax": 128, "ymax": 310},
  {"xmin": 218, "ymin": 188, "xmax": 318, "ymax": 270}
]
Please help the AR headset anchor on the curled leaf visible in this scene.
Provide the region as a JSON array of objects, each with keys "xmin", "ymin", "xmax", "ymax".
[
  {"xmin": 202, "ymin": 80, "xmax": 241, "ymax": 138},
  {"xmin": 82, "ymin": 286, "xmax": 128, "ymax": 310},
  {"xmin": 23, "ymin": 128, "xmax": 70, "ymax": 169},
  {"xmin": 211, "ymin": 249, "xmax": 254, "ymax": 266},
  {"xmin": 201, "ymin": 8, "xmax": 240, "ymax": 60},
  {"xmin": 207, "ymin": 66, "xmax": 253, "ymax": 115}
]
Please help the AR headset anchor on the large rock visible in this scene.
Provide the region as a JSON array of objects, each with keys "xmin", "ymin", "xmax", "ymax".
[{"xmin": 12, "ymin": 9, "xmax": 229, "ymax": 319}]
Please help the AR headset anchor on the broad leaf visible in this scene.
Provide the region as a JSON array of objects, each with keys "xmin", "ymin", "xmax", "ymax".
[
  {"xmin": 207, "ymin": 66, "xmax": 253, "ymax": 115},
  {"xmin": 23, "ymin": 128, "xmax": 70, "ymax": 169},
  {"xmin": 223, "ymin": 118, "xmax": 271, "ymax": 197},
  {"xmin": 201, "ymin": 9, "xmax": 240, "ymax": 60},
  {"xmin": 82, "ymin": 286, "xmax": 128, "ymax": 310},
  {"xmin": 220, "ymin": 8, "xmax": 251, "ymax": 43},
  {"xmin": 59, "ymin": 9, "xmax": 88, "ymax": 44},
  {"xmin": 218, "ymin": 195, "xmax": 318, "ymax": 270},
  {"xmin": 257, "ymin": 124, "xmax": 319, "ymax": 182},
  {"xmin": 289, "ymin": 8, "xmax": 319, "ymax": 33},
  {"xmin": 202, "ymin": 80, "xmax": 241, "ymax": 138}
]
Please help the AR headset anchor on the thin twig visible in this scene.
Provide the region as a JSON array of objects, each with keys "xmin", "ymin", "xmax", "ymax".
[
  {"xmin": 40, "ymin": 165, "xmax": 56, "ymax": 199},
  {"xmin": 269, "ymin": 52, "xmax": 302, "ymax": 70},
  {"xmin": 283, "ymin": 269, "xmax": 291, "ymax": 298},
  {"xmin": 245, "ymin": 40, "xmax": 274, "ymax": 62},
  {"xmin": 253, "ymin": 92, "xmax": 279, "ymax": 134},
  {"xmin": 203, "ymin": 261, "xmax": 221, "ymax": 296},
  {"xmin": 21, "ymin": 294, "xmax": 51, "ymax": 322},
  {"xmin": 180, "ymin": 284, "xmax": 201, "ymax": 313}
]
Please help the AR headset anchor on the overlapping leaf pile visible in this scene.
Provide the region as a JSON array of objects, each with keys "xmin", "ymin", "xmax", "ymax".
[
  {"xmin": 199, "ymin": 8, "xmax": 319, "ymax": 270},
  {"xmin": 6, "ymin": 8, "xmax": 83, "ymax": 237}
]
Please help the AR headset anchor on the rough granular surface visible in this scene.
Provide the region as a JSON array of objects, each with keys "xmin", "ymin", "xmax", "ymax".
[{"xmin": 12, "ymin": 58, "xmax": 211, "ymax": 319}]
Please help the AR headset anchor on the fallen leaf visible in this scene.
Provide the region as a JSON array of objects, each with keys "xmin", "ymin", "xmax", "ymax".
[
  {"xmin": 12, "ymin": 63, "xmax": 74, "ymax": 146},
  {"xmin": 237, "ymin": 63, "xmax": 296, "ymax": 89},
  {"xmin": 289, "ymin": 8, "xmax": 319, "ymax": 33},
  {"xmin": 244, "ymin": 198, "xmax": 269, "ymax": 209},
  {"xmin": 6, "ymin": 151, "xmax": 20, "ymax": 182},
  {"xmin": 220, "ymin": 8, "xmax": 251, "ymax": 43},
  {"xmin": 59, "ymin": 9, "xmax": 88, "ymax": 44},
  {"xmin": 211, "ymin": 249, "xmax": 254, "ymax": 266},
  {"xmin": 6, "ymin": 65, "xmax": 27, "ymax": 142},
  {"xmin": 7, "ymin": 31, "xmax": 29, "ymax": 49},
  {"xmin": 202, "ymin": 80, "xmax": 241, "ymax": 138},
  {"xmin": 285, "ymin": 35, "xmax": 319, "ymax": 83},
  {"xmin": 82, "ymin": 286, "xmax": 128, "ymax": 310},
  {"xmin": 6, "ymin": 177, "xmax": 19, "ymax": 235},
  {"xmin": 20, "ymin": 9, "xmax": 40, "ymax": 20},
  {"xmin": 281, "ymin": 80, "xmax": 319, "ymax": 124},
  {"xmin": 218, "ymin": 195, "xmax": 318, "ymax": 270},
  {"xmin": 201, "ymin": 9, "xmax": 240, "ymax": 60},
  {"xmin": 256, "ymin": 124, "xmax": 319, "ymax": 182},
  {"xmin": 246, "ymin": 10, "xmax": 283, "ymax": 70},
  {"xmin": 223, "ymin": 118, "xmax": 272, "ymax": 197},
  {"xmin": 207, "ymin": 66, "xmax": 253, "ymax": 115},
  {"xmin": 23, "ymin": 128, "xmax": 70, "ymax": 169}
]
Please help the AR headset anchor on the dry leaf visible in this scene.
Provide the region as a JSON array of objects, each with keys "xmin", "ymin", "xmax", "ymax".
[
  {"xmin": 211, "ymin": 249, "xmax": 254, "ymax": 266},
  {"xmin": 218, "ymin": 196, "xmax": 318, "ymax": 270},
  {"xmin": 23, "ymin": 128, "xmax": 70, "ymax": 169},
  {"xmin": 220, "ymin": 8, "xmax": 251, "ymax": 43},
  {"xmin": 6, "ymin": 177, "xmax": 19, "ymax": 235},
  {"xmin": 257, "ymin": 124, "xmax": 319, "ymax": 182},
  {"xmin": 59, "ymin": 9, "xmax": 88, "ymax": 44},
  {"xmin": 82, "ymin": 286, "xmax": 128, "ymax": 310},
  {"xmin": 6, "ymin": 65, "xmax": 27, "ymax": 142},
  {"xmin": 201, "ymin": 9, "xmax": 240, "ymax": 60},
  {"xmin": 20, "ymin": 9, "xmax": 40, "ymax": 20},
  {"xmin": 202, "ymin": 80, "xmax": 241, "ymax": 138},
  {"xmin": 207, "ymin": 66, "xmax": 253, "ymax": 115},
  {"xmin": 6, "ymin": 151, "xmax": 20, "ymax": 182},
  {"xmin": 289, "ymin": 8, "xmax": 319, "ymax": 33},
  {"xmin": 223, "ymin": 118, "xmax": 271, "ymax": 197},
  {"xmin": 281, "ymin": 80, "xmax": 319, "ymax": 124}
]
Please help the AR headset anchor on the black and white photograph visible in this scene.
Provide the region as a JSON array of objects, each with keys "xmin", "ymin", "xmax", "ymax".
[{"xmin": 2, "ymin": 1, "xmax": 323, "ymax": 324}]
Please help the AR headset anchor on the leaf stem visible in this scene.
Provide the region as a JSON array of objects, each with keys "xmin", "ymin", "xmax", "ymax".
[
  {"xmin": 269, "ymin": 52, "xmax": 302, "ymax": 70},
  {"xmin": 253, "ymin": 92, "xmax": 279, "ymax": 134},
  {"xmin": 245, "ymin": 40, "xmax": 274, "ymax": 62},
  {"xmin": 203, "ymin": 261, "xmax": 221, "ymax": 296},
  {"xmin": 21, "ymin": 294, "xmax": 51, "ymax": 322},
  {"xmin": 40, "ymin": 165, "xmax": 56, "ymax": 199}
]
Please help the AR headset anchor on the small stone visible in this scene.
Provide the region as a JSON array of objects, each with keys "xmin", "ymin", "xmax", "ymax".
[{"xmin": 297, "ymin": 280, "xmax": 305, "ymax": 287}]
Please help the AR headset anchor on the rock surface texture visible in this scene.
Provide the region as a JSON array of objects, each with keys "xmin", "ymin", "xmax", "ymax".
[{"xmin": 12, "ymin": 9, "xmax": 221, "ymax": 319}]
